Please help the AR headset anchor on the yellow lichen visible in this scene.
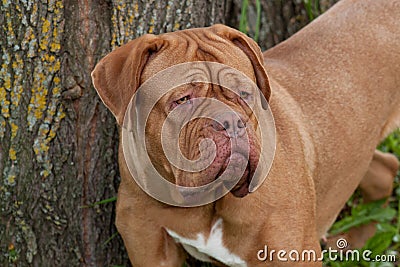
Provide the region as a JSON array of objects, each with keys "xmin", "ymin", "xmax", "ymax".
[
  {"xmin": 0, "ymin": 87, "xmax": 6, "ymax": 101},
  {"xmin": 10, "ymin": 122, "xmax": 18, "ymax": 138},
  {"xmin": 1, "ymin": 0, "xmax": 66, "ymax": 181},
  {"xmin": 29, "ymin": 31, "xmax": 35, "ymax": 41},
  {"xmin": 174, "ymin": 22, "xmax": 180, "ymax": 31},
  {"xmin": 53, "ymin": 77, "xmax": 60, "ymax": 84},
  {"xmin": 52, "ymin": 27, "xmax": 58, "ymax": 38},
  {"xmin": 6, "ymin": 174, "xmax": 16, "ymax": 185},
  {"xmin": 39, "ymin": 39, "xmax": 49, "ymax": 50},
  {"xmin": 56, "ymin": 1, "xmax": 63, "ymax": 8},
  {"xmin": 59, "ymin": 110, "xmax": 66, "ymax": 119},
  {"xmin": 48, "ymin": 129, "xmax": 56, "ymax": 139},
  {"xmin": 42, "ymin": 170, "xmax": 49, "ymax": 178},
  {"xmin": 38, "ymin": 72, "xmax": 45, "ymax": 82},
  {"xmin": 4, "ymin": 77, "xmax": 11, "ymax": 89},
  {"xmin": 40, "ymin": 142, "xmax": 49, "ymax": 152},
  {"xmin": 1, "ymin": 106, "xmax": 10, "ymax": 118},
  {"xmin": 9, "ymin": 147, "xmax": 16, "ymax": 161},
  {"xmin": 53, "ymin": 61, "xmax": 60, "ymax": 71},
  {"xmin": 50, "ymin": 42, "xmax": 60, "ymax": 52},
  {"xmin": 42, "ymin": 19, "xmax": 51, "ymax": 33}
]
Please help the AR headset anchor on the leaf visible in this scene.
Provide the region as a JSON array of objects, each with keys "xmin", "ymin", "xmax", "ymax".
[
  {"xmin": 363, "ymin": 232, "xmax": 395, "ymax": 256},
  {"xmin": 376, "ymin": 222, "xmax": 396, "ymax": 233},
  {"xmin": 330, "ymin": 200, "xmax": 396, "ymax": 235}
]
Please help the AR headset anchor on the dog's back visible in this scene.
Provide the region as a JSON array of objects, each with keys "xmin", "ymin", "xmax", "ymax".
[{"xmin": 263, "ymin": 0, "xmax": 400, "ymax": 236}]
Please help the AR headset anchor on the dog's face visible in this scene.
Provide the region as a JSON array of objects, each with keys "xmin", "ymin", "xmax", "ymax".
[
  {"xmin": 145, "ymin": 82, "xmax": 261, "ymax": 197},
  {"xmin": 91, "ymin": 24, "xmax": 271, "ymax": 199}
]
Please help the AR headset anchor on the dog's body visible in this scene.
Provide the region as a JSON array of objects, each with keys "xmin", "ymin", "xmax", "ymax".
[
  {"xmin": 263, "ymin": 0, "xmax": 400, "ymax": 238},
  {"xmin": 92, "ymin": 0, "xmax": 400, "ymax": 266}
]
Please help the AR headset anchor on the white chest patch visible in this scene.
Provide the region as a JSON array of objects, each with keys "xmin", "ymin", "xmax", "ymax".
[{"xmin": 166, "ymin": 219, "xmax": 247, "ymax": 267}]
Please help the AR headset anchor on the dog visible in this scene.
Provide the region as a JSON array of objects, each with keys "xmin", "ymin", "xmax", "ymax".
[{"xmin": 91, "ymin": 0, "xmax": 400, "ymax": 266}]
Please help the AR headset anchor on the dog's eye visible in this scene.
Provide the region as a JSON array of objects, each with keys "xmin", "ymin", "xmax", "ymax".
[
  {"xmin": 175, "ymin": 95, "xmax": 191, "ymax": 105},
  {"xmin": 239, "ymin": 91, "xmax": 250, "ymax": 99}
]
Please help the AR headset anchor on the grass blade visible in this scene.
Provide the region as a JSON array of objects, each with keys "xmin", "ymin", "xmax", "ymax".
[
  {"xmin": 81, "ymin": 196, "xmax": 117, "ymax": 208},
  {"xmin": 239, "ymin": 0, "xmax": 249, "ymax": 34}
]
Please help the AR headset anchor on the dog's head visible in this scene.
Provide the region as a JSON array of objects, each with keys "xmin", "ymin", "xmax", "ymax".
[{"xmin": 92, "ymin": 24, "xmax": 272, "ymax": 200}]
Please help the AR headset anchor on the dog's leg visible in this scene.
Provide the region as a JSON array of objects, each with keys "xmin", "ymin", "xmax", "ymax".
[
  {"xmin": 360, "ymin": 150, "xmax": 398, "ymax": 203},
  {"xmin": 115, "ymin": 192, "xmax": 186, "ymax": 267},
  {"xmin": 116, "ymin": 150, "xmax": 186, "ymax": 267},
  {"xmin": 326, "ymin": 150, "xmax": 399, "ymax": 249}
]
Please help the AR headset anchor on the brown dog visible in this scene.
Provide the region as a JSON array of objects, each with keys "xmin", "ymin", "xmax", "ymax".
[{"xmin": 91, "ymin": 0, "xmax": 400, "ymax": 266}]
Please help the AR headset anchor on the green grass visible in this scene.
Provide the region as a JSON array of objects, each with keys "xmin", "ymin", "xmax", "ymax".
[
  {"xmin": 239, "ymin": 0, "xmax": 261, "ymax": 42},
  {"xmin": 304, "ymin": 0, "xmax": 320, "ymax": 21},
  {"xmin": 81, "ymin": 196, "xmax": 117, "ymax": 209}
]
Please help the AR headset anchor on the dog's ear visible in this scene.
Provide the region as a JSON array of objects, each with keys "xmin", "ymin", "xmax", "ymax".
[
  {"xmin": 210, "ymin": 24, "xmax": 271, "ymax": 107},
  {"xmin": 91, "ymin": 35, "xmax": 164, "ymax": 125}
]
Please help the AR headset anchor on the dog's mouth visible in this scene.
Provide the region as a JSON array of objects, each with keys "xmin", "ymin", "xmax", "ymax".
[
  {"xmin": 218, "ymin": 152, "xmax": 253, "ymax": 198},
  {"xmin": 230, "ymin": 165, "xmax": 251, "ymax": 198},
  {"xmin": 172, "ymin": 115, "xmax": 261, "ymax": 201},
  {"xmin": 175, "ymin": 151, "xmax": 253, "ymax": 203}
]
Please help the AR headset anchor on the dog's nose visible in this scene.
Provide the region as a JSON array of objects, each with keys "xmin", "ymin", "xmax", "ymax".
[{"xmin": 212, "ymin": 112, "xmax": 246, "ymax": 138}]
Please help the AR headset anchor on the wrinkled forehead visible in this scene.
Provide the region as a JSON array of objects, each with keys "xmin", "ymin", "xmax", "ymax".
[
  {"xmin": 140, "ymin": 31, "xmax": 256, "ymax": 84},
  {"xmin": 135, "ymin": 61, "xmax": 259, "ymax": 112}
]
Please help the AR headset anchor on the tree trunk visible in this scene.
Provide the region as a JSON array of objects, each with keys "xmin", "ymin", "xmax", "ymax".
[
  {"xmin": 0, "ymin": 0, "xmax": 233, "ymax": 266},
  {"xmin": 0, "ymin": 0, "xmax": 338, "ymax": 266}
]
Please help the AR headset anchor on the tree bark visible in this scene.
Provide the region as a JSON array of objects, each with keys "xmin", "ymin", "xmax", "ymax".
[
  {"xmin": 0, "ymin": 0, "xmax": 233, "ymax": 266},
  {"xmin": 0, "ymin": 0, "xmax": 338, "ymax": 266}
]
